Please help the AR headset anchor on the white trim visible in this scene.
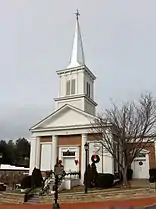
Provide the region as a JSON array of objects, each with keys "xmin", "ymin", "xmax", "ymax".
[
  {"xmin": 52, "ymin": 135, "xmax": 57, "ymax": 169},
  {"xmin": 40, "ymin": 142, "xmax": 52, "ymax": 145},
  {"xmin": 81, "ymin": 133, "xmax": 87, "ymax": 184},
  {"xmin": 59, "ymin": 146, "xmax": 79, "ymax": 160},
  {"xmin": 155, "ymin": 141, "xmax": 156, "ymax": 161},
  {"xmin": 40, "ymin": 143, "xmax": 52, "ymax": 171},
  {"xmin": 31, "ymin": 124, "xmax": 93, "ymax": 132},
  {"xmin": 54, "ymin": 94, "xmax": 97, "ymax": 106},
  {"xmin": 140, "ymin": 149, "xmax": 150, "ymax": 154},
  {"xmin": 31, "ymin": 127, "xmax": 96, "ymax": 137},
  {"xmin": 57, "ymin": 145, "xmax": 80, "ymax": 147},
  {"xmin": 35, "ymin": 137, "xmax": 40, "ymax": 169},
  {"xmin": 29, "ymin": 136, "xmax": 37, "ymax": 174},
  {"xmin": 59, "ymin": 146, "xmax": 79, "ymax": 172},
  {"xmin": 56, "ymin": 65, "xmax": 96, "ymax": 80}
]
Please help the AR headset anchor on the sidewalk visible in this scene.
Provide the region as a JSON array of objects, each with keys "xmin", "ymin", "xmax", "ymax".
[
  {"xmin": 0, "ymin": 197, "xmax": 156, "ymax": 209},
  {"xmin": 60, "ymin": 197, "xmax": 156, "ymax": 209}
]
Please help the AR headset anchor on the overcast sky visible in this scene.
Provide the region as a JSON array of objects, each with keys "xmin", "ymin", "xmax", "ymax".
[{"xmin": 0, "ymin": 0, "xmax": 156, "ymax": 140}]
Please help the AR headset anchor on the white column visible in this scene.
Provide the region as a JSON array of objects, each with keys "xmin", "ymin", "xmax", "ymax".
[
  {"xmin": 29, "ymin": 136, "xmax": 37, "ymax": 175},
  {"xmin": 35, "ymin": 137, "xmax": 40, "ymax": 169},
  {"xmin": 81, "ymin": 133, "xmax": 87, "ymax": 185},
  {"xmin": 52, "ymin": 135, "xmax": 57, "ymax": 171},
  {"xmin": 154, "ymin": 141, "xmax": 156, "ymax": 164}
]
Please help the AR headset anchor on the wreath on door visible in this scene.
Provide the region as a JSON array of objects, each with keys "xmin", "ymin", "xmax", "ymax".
[
  {"xmin": 139, "ymin": 161, "xmax": 143, "ymax": 166},
  {"xmin": 91, "ymin": 154, "xmax": 100, "ymax": 164}
]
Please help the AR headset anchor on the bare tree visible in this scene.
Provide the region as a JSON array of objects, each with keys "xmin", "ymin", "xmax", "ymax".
[{"xmin": 91, "ymin": 93, "xmax": 156, "ymax": 185}]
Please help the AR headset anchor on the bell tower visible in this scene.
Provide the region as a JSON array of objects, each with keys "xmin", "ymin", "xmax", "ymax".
[{"xmin": 54, "ymin": 10, "xmax": 97, "ymax": 115}]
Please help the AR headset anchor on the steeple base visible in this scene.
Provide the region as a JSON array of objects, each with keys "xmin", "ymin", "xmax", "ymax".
[{"xmin": 54, "ymin": 94, "xmax": 97, "ymax": 116}]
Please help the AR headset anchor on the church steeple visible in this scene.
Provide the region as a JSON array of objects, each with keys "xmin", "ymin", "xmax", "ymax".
[
  {"xmin": 55, "ymin": 10, "xmax": 97, "ymax": 115},
  {"xmin": 67, "ymin": 10, "xmax": 85, "ymax": 69}
]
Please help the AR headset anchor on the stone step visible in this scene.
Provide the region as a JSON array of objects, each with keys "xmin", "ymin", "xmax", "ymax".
[
  {"xmin": 59, "ymin": 188, "xmax": 148, "ymax": 197},
  {"xmin": 0, "ymin": 188, "xmax": 155, "ymax": 204},
  {"xmin": 25, "ymin": 194, "xmax": 40, "ymax": 204},
  {"xmin": 0, "ymin": 198, "xmax": 23, "ymax": 204}
]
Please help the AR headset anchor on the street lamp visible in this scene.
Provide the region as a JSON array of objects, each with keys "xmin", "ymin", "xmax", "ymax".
[
  {"xmin": 84, "ymin": 142, "xmax": 89, "ymax": 194},
  {"xmin": 53, "ymin": 158, "xmax": 65, "ymax": 209}
]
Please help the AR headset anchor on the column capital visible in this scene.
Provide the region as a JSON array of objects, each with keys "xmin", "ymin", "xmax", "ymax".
[
  {"xmin": 31, "ymin": 136, "xmax": 37, "ymax": 140},
  {"xmin": 52, "ymin": 135, "xmax": 57, "ymax": 142},
  {"xmin": 81, "ymin": 133, "xmax": 87, "ymax": 138},
  {"xmin": 81, "ymin": 133, "xmax": 88, "ymax": 185},
  {"xmin": 52, "ymin": 135, "xmax": 57, "ymax": 169}
]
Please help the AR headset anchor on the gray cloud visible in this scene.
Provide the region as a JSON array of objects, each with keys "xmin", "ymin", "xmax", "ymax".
[{"xmin": 0, "ymin": 0, "xmax": 156, "ymax": 140}]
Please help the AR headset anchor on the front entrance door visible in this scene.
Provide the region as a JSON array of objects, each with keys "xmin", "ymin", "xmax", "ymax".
[
  {"xmin": 59, "ymin": 146, "xmax": 79, "ymax": 173},
  {"xmin": 131, "ymin": 151, "xmax": 149, "ymax": 179},
  {"xmin": 63, "ymin": 157, "xmax": 76, "ymax": 172}
]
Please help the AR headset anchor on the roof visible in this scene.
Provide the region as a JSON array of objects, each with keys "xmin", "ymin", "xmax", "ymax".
[
  {"xmin": 0, "ymin": 164, "xmax": 29, "ymax": 171},
  {"xmin": 66, "ymin": 11, "xmax": 85, "ymax": 69}
]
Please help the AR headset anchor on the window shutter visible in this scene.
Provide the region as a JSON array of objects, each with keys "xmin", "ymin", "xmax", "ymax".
[
  {"xmin": 71, "ymin": 79, "xmax": 75, "ymax": 94},
  {"xmin": 86, "ymin": 82, "xmax": 90, "ymax": 97},
  {"xmin": 66, "ymin": 80, "xmax": 70, "ymax": 95},
  {"xmin": 86, "ymin": 82, "xmax": 88, "ymax": 96},
  {"xmin": 88, "ymin": 83, "xmax": 90, "ymax": 97}
]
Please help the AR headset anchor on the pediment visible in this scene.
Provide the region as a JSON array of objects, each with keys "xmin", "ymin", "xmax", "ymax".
[
  {"xmin": 30, "ymin": 104, "xmax": 97, "ymax": 130},
  {"xmin": 140, "ymin": 149, "xmax": 150, "ymax": 154}
]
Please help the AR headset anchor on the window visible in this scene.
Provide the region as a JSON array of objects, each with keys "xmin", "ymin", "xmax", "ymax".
[
  {"xmin": 88, "ymin": 83, "xmax": 90, "ymax": 97},
  {"xmin": 86, "ymin": 82, "xmax": 90, "ymax": 97},
  {"xmin": 71, "ymin": 79, "xmax": 75, "ymax": 94},
  {"xmin": 66, "ymin": 79, "xmax": 76, "ymax": 95},
  {"xmin": 66, "ymin": 80, "xmax": 70, "ymax": 95},
  {"xmin": 86, "ymin": 83, "xmax": 88, "ymax": 96}
]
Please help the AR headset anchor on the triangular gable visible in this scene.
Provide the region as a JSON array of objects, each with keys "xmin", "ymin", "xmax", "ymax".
[
  {"xmin": 30, "ymin": 104, "xmax": 97, "ymax": 130},
  {"xmin": 140, "ymin": 149, "xmax": 150, "ymax": 154}
]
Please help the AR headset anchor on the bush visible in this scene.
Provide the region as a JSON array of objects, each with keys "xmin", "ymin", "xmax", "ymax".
[
  {"xmin": 95, "ymin": 173, "xmax": 114, "ymax": 188},
  {"xmin": 31, "ymin": 168, "xmax": 43, "ymax": 188},
  {"xmin": 114, "ymin": 172, "xmax": 120, "ymax": 180},
  {"xmin": 21, "ymin": 176, "xmax": 32, "ymax": 189},
  {"xmin": 127, "ymin": 168, "xmax": 133, "ymax": 180},
  {"xmin": 149, "ymin": 169, "xmax": 156, "ymax": 182},
  {"xmin": 0, "ymin": 183, "xmax": 6, "ymax": 191}
]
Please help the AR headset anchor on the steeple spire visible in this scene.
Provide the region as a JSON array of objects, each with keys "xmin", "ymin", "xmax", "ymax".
[{"xmin": 67, "ymin": 10, "xmax": 85, "ymax": 69}]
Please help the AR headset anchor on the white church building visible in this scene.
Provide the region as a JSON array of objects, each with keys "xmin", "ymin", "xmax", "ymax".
[{"xmin": 28, "ymin": 12, "xmax": 118, "ymax": 184}]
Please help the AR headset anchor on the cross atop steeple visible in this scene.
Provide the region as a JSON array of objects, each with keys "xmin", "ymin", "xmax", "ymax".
[{"xmin": 75, "ymin": 9, "xmax": 80, "ymax": 20}]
